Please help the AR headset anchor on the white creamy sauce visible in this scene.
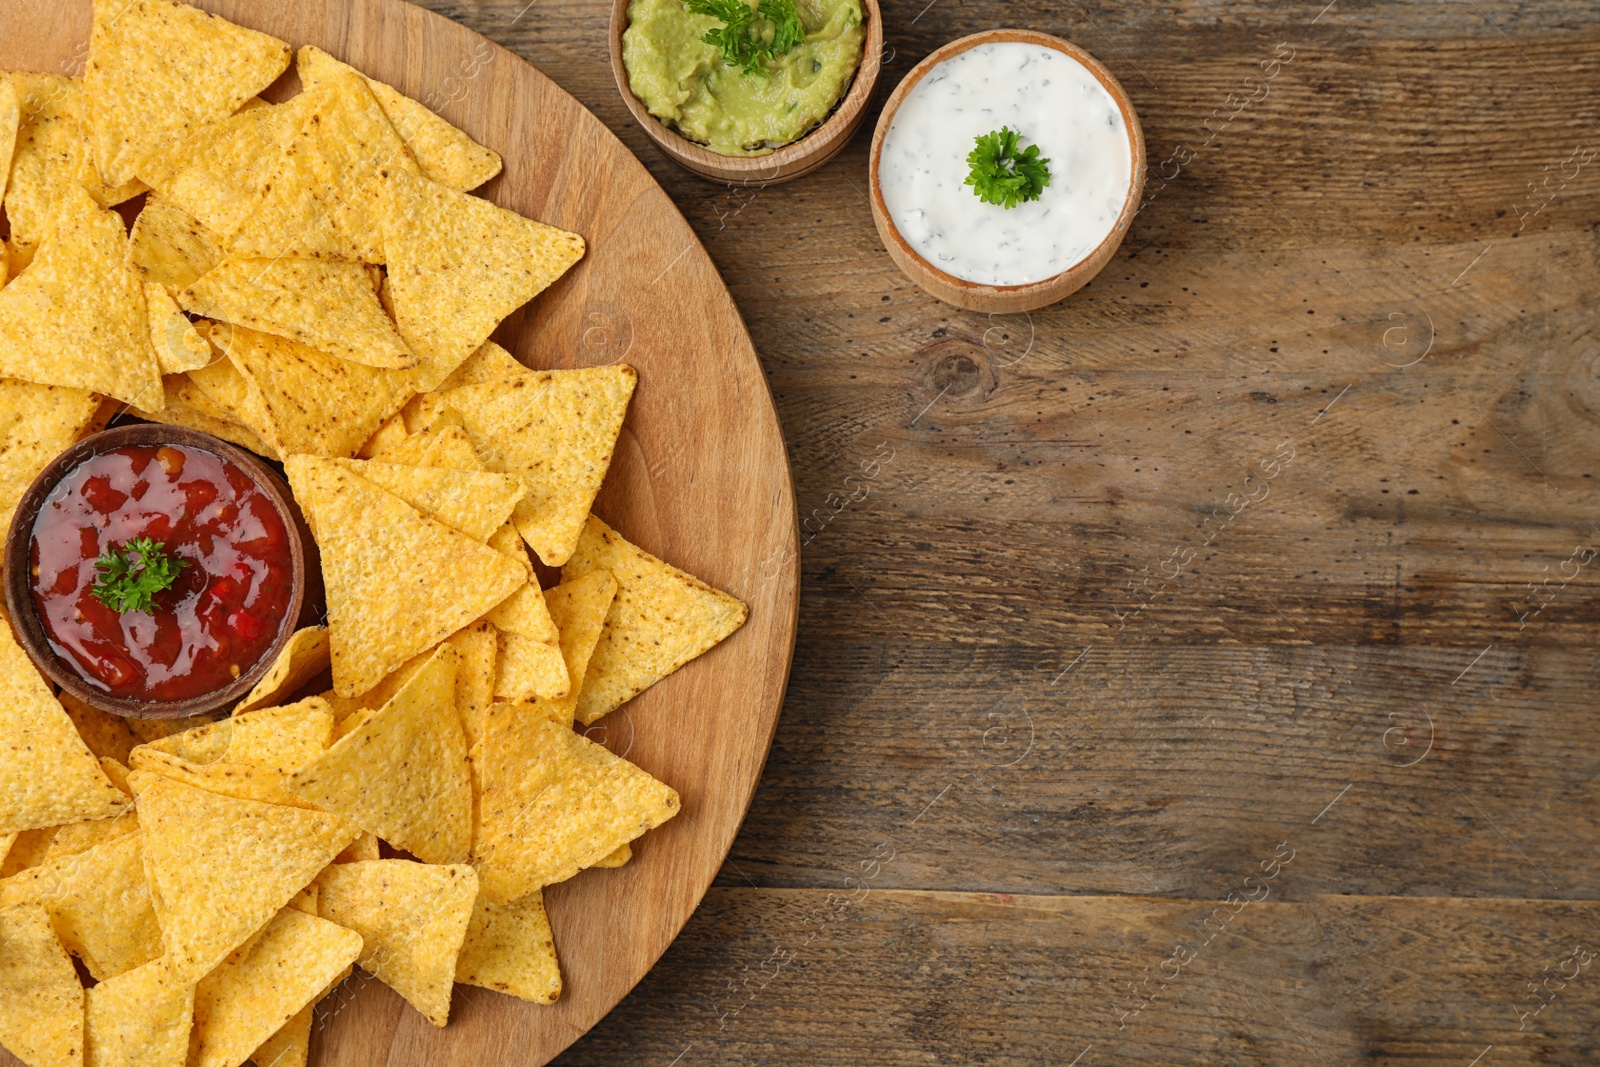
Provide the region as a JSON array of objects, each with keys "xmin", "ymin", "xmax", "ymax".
[{"xmin": 879, "ymin": 42, "xmax": 1133, "ymax": 287}]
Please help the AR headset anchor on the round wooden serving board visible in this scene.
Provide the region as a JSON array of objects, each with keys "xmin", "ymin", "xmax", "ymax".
[{"xmin": 0, "ymin": 2, "xmax": 800, "ymax": 1064}]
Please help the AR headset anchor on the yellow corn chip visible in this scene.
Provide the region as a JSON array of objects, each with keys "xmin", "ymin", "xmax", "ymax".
[
  {"xmin": 235, "ymin": 627, "xmax": 330, "ymax": 715},
  {"xmin": 83, "ymin": 0, "xmax": 291, "ymax": 187},
  {"xmin": 433, "ymin": 339, "xmax": 524, "ymax": 392},
  {"xmin": 99, "ymin": 758, "xmax": 133, "ymax": 797},
  {"xmin": 427, "ymin": 367, "xmax": 636, "ymax": 566},
  {"xmin": 43, "ymin": 810, "xmax": 139, "ymax": 862},
  {"xmin": 491, "ymin": 583, "xmax": 568, "ymax": 703},
  {"xmin": 383, "ymin": 166, "xmax": 585, "ymax": 390},
  {"xmin": 289, "ymin": 645, "xmax": 471, "ymax": 864},
  {"xmin": 4, "ymin": 74, "xmax": 145, "ymax": 252},
  {"xmin": 334, "ymin": 831, "xmax": 380, "ymax": 865},
  {"xmin": 137, "ymin": 777, "xmax": 356, "ymax": 981},
  {"xmin": 230, "ymin": 71, "xmax": 418, "ymax": 264},
  {"xmin": 126, "ymin": 194, "xmax": 223, "ymax": 292},
  {"xmin": 180, "ymin": 256, "xmax": 418, "ymax": 370},
  {"xmin": 296, "ymin": 46, "xmax": 502, "ymax": 192},
  {"xmin": 223, "ymin": 698, "xmax": 334, "ymax": 773},
  {"xmin": 83, "ymin": 955, "xmax": 194, "ymax": 1067},
  {"xmin": 316, "ymin": 860, "xmax": 478, "ymax": 1027},
  {"xmin": 144, "ymin": 281, "xmax": 212, "ymax": 374},
  {"xmin": 472, "ymin": 709, "xmax": 679, "ymax": 901},
  {"xmin": 0, "ymin": 826, "xmax": 58, "ymax": 878},
  {"xmin": 122, "ymin": 712, "xmax": 221, "ymax": 746},
  {"xmin": 455, "ymin": 889, "xmax": 561, "ymax": 1004},
  {"xmin": 0, "ymin": 77, "xmax": 18, "ymax": 208},
  {"xmin": 0, "ymin": 184, "xmax": 162, "ymax": 409},
  {"xmin": 132, "ymin": 378, "xmax": 277, "ymax": 460},
  {"xmin": 0, "ymin": 377, "xmax": 109, "ymax": 533},
  {"xmin": 189, "ymin": 907, "xmax": 361, "ymax": 1067},
  {"xmin": 564, "ymin": 514, "xmax": 749, "ymax": 724},
  {"xmin": 136, "ymin": 98, "xmax": 299, "ymax": 240},
  {"xmin": 487, "ymin": 522, "xmax": 534, "ymax": 579},
  {"xmin": 0, "ymin": 902, "xmax": 84, "ymax": 1067},
  {"xmin": 451, "ymin": 621, "xmax": 499, "ymax": 753},
  {"xmin": 592, "ymin": 842, "xmax": 632, "ymax": 869},
  {"xmin": 516, "ymin": 570, "xmax": 619, "ymax": 728},
  {"xmin": 285, "ymin": 456, "xmax": 525, "ymax": 694},
  {"xmin": 376, "ymin": 422, "xmax": 485, "ymax": 472},
  {"xmin": 330, "ymin": 458, "xmax": 524, "ymax": 541},
  {"xmin": 226, "ymin": 326, "xmax": 411, "ymax": 460},
  {"xmin": 0, "ymin": 834, "xmax": 12, "ymax": 865},
  {"xmin": 126, "ymin": 750, "xmax": 315, "ymax": 811},
  {"xmin": 0, "ymin": 831, "xmax": 162, "ymax": 981},
  {"xmin": 0, "ymin": 612, "xmax": 130, "ymax": 834},
  {"xmin": 130, "ymin": 714, "xmax": 233, "ymax": 764},
  {"xmin": 356, "ymin": 412, "xmax": 408, "ymax": 459},
  {"xmin": 250, "ymin": 962, "xmax": 348, "ymax": 1067}
]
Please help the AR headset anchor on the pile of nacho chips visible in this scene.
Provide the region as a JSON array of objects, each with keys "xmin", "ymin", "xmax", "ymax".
[{"xmin": 0, "ymin": 2, "xmax": 749, "ymax": 1064}]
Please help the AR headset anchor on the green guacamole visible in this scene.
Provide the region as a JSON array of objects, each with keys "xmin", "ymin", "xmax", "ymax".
[{"xmin": 623, "ymin": 0, "xmax": 865, "ymax": 157}]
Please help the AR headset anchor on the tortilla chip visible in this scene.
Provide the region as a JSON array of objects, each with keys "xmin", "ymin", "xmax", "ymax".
[
  {"xmin": 4, "ymin": 74, "xmax": 146, "ymax": 252},
  {"xmin": 235, "ymin": 627, "xmax": 330, "ymax": 715},
  {"xmin": 0, "ymin": 834, "xmax": 13, "ymax": 867},
  {"xmin": 426, "ymin": 367, "xmax": 636, "ymax": 566},
  {"xmin": 130, "ymin": 714, "xmax": 232, "ymax": 764},
  {"xmin": 180, "ymin": 256, "xmax": 417, "ymax": 370},
  {"xmin": 0, "ymin": 184, "xmax": 162, "ymax": 408},
  {"xmin": 189, "ymin": 907, "xmax": 361, "ymax": 1067},
  {"xmin": 135, "ymin": 98, "xmax": 299, "ymax": 240},
  {"xmin": 125, "ymin": 194, "xmax": 223, "ymax": 292},
  {"xmin": 223, "ymin": 698, "xmax": 335, "ymax": 773},
  {"xmin": 144, "ymin": 281, "xmax": 212, "ymax": 374},
  {"xmin": 285, "ymin": 456, "xmax": 525, "ymax": 695},
  {"xmin": 515, "ymin": 570, "xmax": 619, "ymax": 728},
  {"xmin": 0, "ymin": 377, "xmax": 109, "ymax": 533},
  {"xmin": 592, "ymin": 842, "xmax": 632, "ymax": 868},
  {"xmin": 0, "ymin": 831, "xmax": 162, "ymax": 981},
  {"xmin": 0, "ymin": 827, "xmax": 58, "ymax": 878},
  {"xmin": 472, "ymin": 709, "xmax": 679, "ymax": 901},
  {"xmin": 455, "ymin": 889, "xmax": 560, "ymax": 1004},
  {"xmin": 230, "ymin": 71, "xmax": 418, "ymax": 264},
  {"xmin": 356, "ymin": 412, "xmax": 408, "ymax": 459},
  {"xmin": 126, "ymin": 750, "xmax": 314, "ymax": 810},
  {"xmin": 0, "ymin": 77, "xmax": 19, "ymax": 208},
  {"xmin": 0, "ymin": 611, "xmax": 130, "ymax": 835},
  {"xmin": 83, "ymin": 955, "xmax": 194, "ymax": 1067},
  {"xmin": 316, "ymin": 860, "xmax": 478, "ymax": 1027},
  {"xmin": 491, "ymin": 586, "xmax": 568, "ymax": 703},
  {"xmin": 376, "ymin": 423, "xmax": 485, "ymax": 472},
  {"xmin": 563, "ymin": 515, "xmax": 748, "ymax": 724},
  {"xmin": 225, "ymin": 325, "xmax": 411, "ymax": 460},
  {"xmin": 334, "ymin": 831, "xmax": 380, "ymax": 865},
  {"xmin": 432, "ymin": 339, "xmax": 524, "ymax": 393},
  {"xmin": 296, "ymin": 46, "xmax": 502, "ymax": 192},
  {"xmin": 0, "ymin": 901, "xmax": 83, "ymax": 1067},
  {"xmin": 451, "ymin": 621, "xmax": 499, "ymax": 753},
  {"xmin": 289, "ymin": 645, "xmax": 471, "ymax": 864},
  {"xmin": 383, "ymin": 166, "xmax": 585, "ymax": 390},
  {"xmin": 487, "ymin": 522, "xmax": 533, "ymax": 577},
  {"xmin": 43, "ymin": 810, "xmax": 139, "ymax": 862},
  {"xmin": 137, "ymin": 777, "xmax": 356, "ymax": 980},
  {"xmin": 132, "ymin": 388, "xmax": 260, "ymax": 457},
  {"xmin": 330, "ymin": 458, "xmax": 523, "ymax": 541},
  {"xmin": 83, "ymin": 0, "xmax": 291, "ymax": 187},
  {"xmin": 99, "ymin": 758, "xmax": 133, "ymax": 797}
]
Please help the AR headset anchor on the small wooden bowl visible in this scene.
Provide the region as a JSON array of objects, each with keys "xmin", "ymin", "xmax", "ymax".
[
  {"xmin": 868, "ymin": 29, "xmax": 1147, "ymax": 313},
  {"xmin": 609, "ymin": 0, "xmax": 883, "ymax": 184},
  {"xmin": 3, "ymin": 424, "xmax": 308, "ymax": 721}
]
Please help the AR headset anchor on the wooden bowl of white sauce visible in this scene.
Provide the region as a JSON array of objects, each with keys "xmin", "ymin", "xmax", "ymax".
[{"xmin": 868, "ymin": 29, "xmax": 1146, "ymax": 313}]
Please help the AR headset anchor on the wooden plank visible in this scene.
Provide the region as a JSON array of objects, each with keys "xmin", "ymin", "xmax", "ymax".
[{"xmin": 557, "ymin": 887, "xmax": 1600, "ymax": 1066}]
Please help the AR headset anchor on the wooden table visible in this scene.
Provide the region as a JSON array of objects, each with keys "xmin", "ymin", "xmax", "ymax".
[{"xmin": 453, "ymin": 1, "xmax": 1597, "ymax": 1061}]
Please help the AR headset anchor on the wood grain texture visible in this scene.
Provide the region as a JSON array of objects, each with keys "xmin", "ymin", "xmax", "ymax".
[{"xmin": 0, "ymin": 1, "xmax": 797, "ymax": 1065}]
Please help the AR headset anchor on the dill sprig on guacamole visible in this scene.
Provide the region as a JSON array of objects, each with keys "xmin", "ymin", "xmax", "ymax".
[
  {"xmin": 965, "ymin": 126, "xmax": 1052, "ymax": 209},
  {"xmin": 684, "ymin": 0, "xmax": 806, "ymax": 77}
]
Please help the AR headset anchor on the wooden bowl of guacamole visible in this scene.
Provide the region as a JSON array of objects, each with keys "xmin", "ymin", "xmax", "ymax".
[{"xmin": 611, "ymin": 0, "xmax": 882, "ymax": 183}]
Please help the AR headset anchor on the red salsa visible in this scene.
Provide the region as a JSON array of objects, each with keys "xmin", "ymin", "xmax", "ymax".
[{"xmin": 29, "ymin": 443, "xmax": 293, "ymax": 703}]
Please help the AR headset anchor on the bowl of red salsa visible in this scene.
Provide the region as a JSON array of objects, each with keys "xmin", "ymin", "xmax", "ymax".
[{"xmin": 4, "ymin": 424, "xmax": 308, "ymax": 720}]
